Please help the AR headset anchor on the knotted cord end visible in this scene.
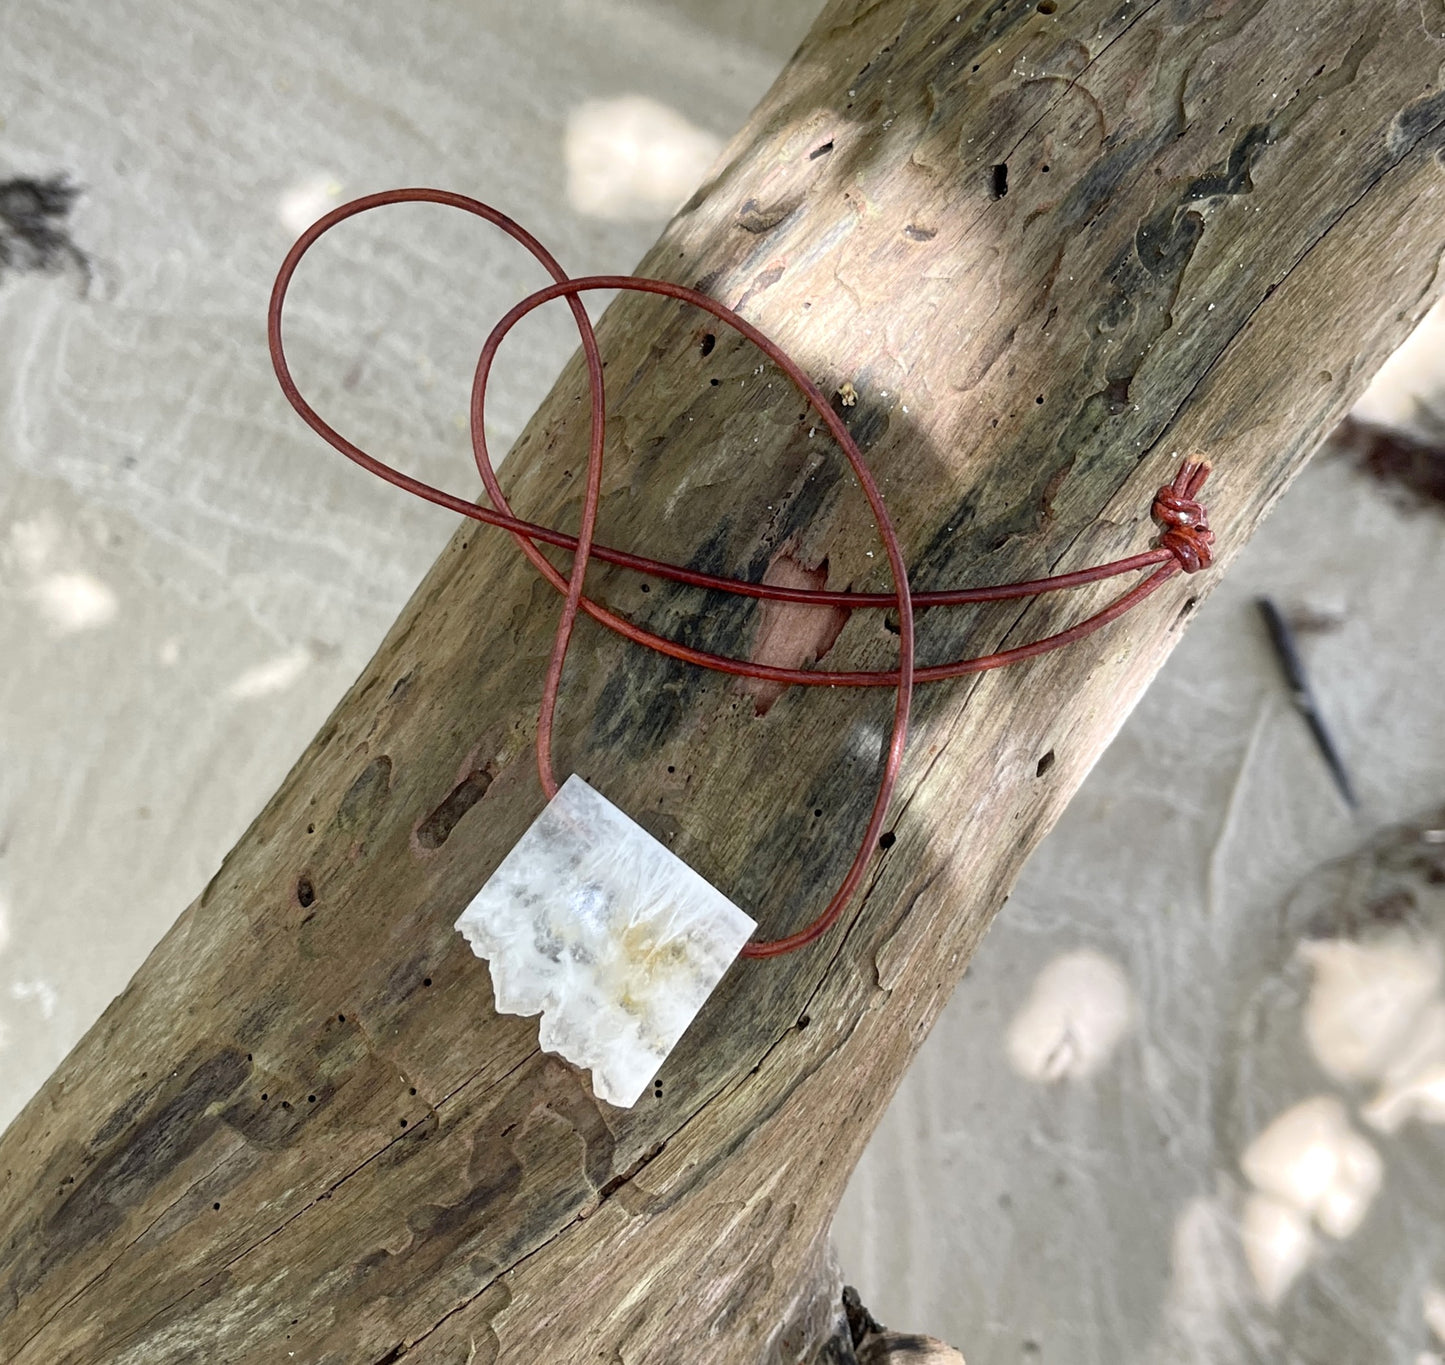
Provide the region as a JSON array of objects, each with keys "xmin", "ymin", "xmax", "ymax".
[{"xmin": 1152, "ymin": 458, "xmax": 1215, "ymax": 573}]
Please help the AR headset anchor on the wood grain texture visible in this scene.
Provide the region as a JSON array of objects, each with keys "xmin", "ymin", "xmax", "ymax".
[{"xmin": 3, "ymin": 0, "xmax": 1444, "ymax": 1360}]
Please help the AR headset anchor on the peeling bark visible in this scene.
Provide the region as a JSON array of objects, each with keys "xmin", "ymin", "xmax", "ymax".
[{"xmin": 740, "ymin": 548, "xmax": 852, "ymax": 715}]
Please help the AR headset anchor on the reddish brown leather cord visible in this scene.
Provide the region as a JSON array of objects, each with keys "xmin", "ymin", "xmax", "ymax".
[
  {"xmin": 1150, "ymin": 459, "xmax": 1215, "ymax": 574},
  {"xmin": 267, "ymin": 188, "xmax": 1215, "ymax": 957}
]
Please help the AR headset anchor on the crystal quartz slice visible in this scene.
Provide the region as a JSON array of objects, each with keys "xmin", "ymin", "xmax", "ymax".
[{"xmin": 454, "ymin": 775, "xmax": 756, "ymax": 1107}]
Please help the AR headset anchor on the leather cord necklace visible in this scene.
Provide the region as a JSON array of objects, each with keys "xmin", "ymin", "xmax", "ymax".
[{"xmin": 268, "ymin": 188, "xmax": 1215, "ymax": 960}]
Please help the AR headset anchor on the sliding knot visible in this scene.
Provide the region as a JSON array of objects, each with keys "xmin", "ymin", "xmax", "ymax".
[{"xmin": 1152, "ymin": 458, "xmax": 1214, "ymax": 573}]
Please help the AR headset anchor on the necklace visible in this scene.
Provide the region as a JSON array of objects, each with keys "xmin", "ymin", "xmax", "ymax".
[{"xmin": 269, "ymin": 188, "xmax": 1215, "ymax": 1104}]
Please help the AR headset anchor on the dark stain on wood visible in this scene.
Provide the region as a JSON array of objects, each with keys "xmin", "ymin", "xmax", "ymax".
[
  {"xmin": 7, "ymin": 1049, "xmax": 250, "ymax": 1299},
  {"xmin": 347, "ymin": 1159, "xmax": 520, "ymax": 1304},
  {"xmin": 337, "ymin": 755, "xmax": 393, "ymax": 832},
  {"xmin": 90, "ymin": 1083, "xmax": 160, "ymax": 1148},
  {"xmin": 1183, "ymin": 122, "xmax": 1274, "ymax": 202},
  {"xmin": 1066, "ymin": 115, "xmax": 1284, "ymax": 451},
  {"xmin": 381, "ymin": 951, "xmax": 439, "ymax": 1007},
  {"xmin": 588, "ymin": 522, "xmax": 757, "ymax": 754},
  {"xmin": 528, "ymin": 1061, "xmax": 619, "ymax": 1195},
  {"xmin": 835, "ymin": 397, "xmax": 891, "ymax": 455},
  {"xmin": 218, "ymin": 1085, "xmax": 312, "ymax": 1152},
  {"xmin": 1060, "ymin": 128, "xmax": 1174, "ymax": 233},
  {"xmin": 1388, "ymin": 86, "xmax": 1445, "ymax": 157},
  {"xmin": 237, "ymin": 989, "xmax": 292, "ymax": 1044}
]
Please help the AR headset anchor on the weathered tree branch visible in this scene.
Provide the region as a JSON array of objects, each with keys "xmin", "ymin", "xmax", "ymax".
[{"xmin": 3, "ymin": 0, "xmax": 1443, "ymax": 1360}]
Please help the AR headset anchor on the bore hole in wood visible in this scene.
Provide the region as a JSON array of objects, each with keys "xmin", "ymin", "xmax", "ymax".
[
  {"xmin": 213, "ymin": 1202, "xmax": 221, "ymax": 1210},
  {"xmin": 1036, "ymin": 749, "xmax": 1056, "ymax": 777},
  {"xmin": 308, "ymin": 1094, "xmax": 316, "ymax": 1103},
  {"xmin": 296, "ymin": 877, "xmax": 315, "ymax": 908},
  {"xmin": 400, "ymin": 1118, "xmax": 408, "ymax": 1127},
  {"xmin": 410, "ymin": 1086, "xmax": 417, "ymax": 1095},
  {"xmin": 797, "ymin": 1014, "xmax": 811, "ymax": 1030},
  {"xmin": 991, "ymin": 164, "xmax": 1009, "ymax": 199},
  {"xmin": 416, "ymin": 769, "xmax": 493, "ymax": 850},
  {"xmin": 699, "ymin": 332, "xmax": 716, "ymax": 356},
  {"xmin": 878, "ymin": 831, "xmax": 896, "ymax": 850},
  {"xmin": 1037, "ymin": 1, "xmax": 1057, "ymax": 12},
  {"xmin": 423, "ymin": 977, "xmax": 432, "ymax": 987}
]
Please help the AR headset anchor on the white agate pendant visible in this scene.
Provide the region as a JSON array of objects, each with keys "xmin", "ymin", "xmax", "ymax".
[{"xmin": 454, "ymin": 775, "xmax": 756, "ymax": 1107}]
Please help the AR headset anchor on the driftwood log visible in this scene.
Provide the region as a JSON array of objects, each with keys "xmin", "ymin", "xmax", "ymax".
[{"xmin": 4, "ymin": 0, "xmax": 1444, "ymax": 1360}]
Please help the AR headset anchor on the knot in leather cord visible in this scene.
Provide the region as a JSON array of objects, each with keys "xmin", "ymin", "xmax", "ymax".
[{"xmin": 1151, "ymin": 458, "xmax": 1214, "ymax": 573}]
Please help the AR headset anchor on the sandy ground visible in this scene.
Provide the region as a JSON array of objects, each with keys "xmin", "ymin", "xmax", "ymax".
[{"xmin": 2, "ymin": 2, "xmax": 1443, "ymax": 1361}]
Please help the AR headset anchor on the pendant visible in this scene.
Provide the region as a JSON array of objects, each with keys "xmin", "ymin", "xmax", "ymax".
[{"xmin": 455, "ymin": 775, "xmax": 756, "ymax": 1107}]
